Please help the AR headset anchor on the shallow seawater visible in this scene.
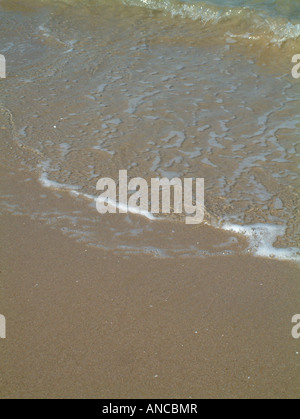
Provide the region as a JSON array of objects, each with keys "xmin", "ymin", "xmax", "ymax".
[{"xmin": 0, "ymin": 0, "xmax": 299, "ymax": 261}]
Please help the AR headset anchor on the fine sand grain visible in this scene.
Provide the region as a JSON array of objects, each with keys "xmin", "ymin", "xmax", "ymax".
[{"xmin": 0, "ymin": 209, "xmax": 299, "ymax": 399}]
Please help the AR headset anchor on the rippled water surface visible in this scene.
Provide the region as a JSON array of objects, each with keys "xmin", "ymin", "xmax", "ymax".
[{"xmin": 0, "ymin": 0, "xmax": 299, "ymax": 261}]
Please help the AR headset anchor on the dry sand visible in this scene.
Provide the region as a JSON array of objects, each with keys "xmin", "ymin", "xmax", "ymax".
[{"xmin": 0, "ymin": 208, "xmax": 299, "ymax": 398}]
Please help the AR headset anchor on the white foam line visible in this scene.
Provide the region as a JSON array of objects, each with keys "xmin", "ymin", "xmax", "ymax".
[
  {"xmin": 72, "ymin": 191, "xmax": 157, "ymax": 221},
  {"xmin": 39, "ymin": 172, "xmax": 156, "ymax": 221},
  {"xmin": 38, "ymin": 172, "xmax": 299, "ymax": 262},
  {"xmin": 39, "ymin": 172, "xmax": 81, "ymax": 191},
  {"xmin": 222, "ymin": 223, "xmax": 300, "ymax": 263}
]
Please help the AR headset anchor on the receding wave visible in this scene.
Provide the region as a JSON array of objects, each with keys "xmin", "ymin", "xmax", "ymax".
[
  {"xmin": 7, "ymin": 0, "xmax": 300, "ymax": 44},
  {"xmin": 122, "ymin": 0, "xmax": 300, "ymax": 44}
]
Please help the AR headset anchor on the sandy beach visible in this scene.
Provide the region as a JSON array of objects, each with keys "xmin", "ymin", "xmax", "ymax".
[
  {"xmin": 0, "ymin": 0, "xmax": 299, "ymax": 399},
  {"xmin": 1, "ymin": 213, "xmax": 299, "ymax": 399},
  {"xmin": 1, "ymin": 165, "xmax": 299, "ymax": 399}
]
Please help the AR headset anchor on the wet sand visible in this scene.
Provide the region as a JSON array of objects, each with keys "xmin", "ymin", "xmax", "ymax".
[{"xmin": 0, "ymin": 168, "xmax": 299, "ymax": 399}]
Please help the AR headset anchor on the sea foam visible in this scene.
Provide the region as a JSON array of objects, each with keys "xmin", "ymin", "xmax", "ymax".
[{"xmin": 222, "ymin": 223, "xmax": 300, "ymax": 263}]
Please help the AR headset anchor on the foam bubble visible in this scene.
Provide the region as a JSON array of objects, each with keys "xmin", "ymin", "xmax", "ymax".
[{"xmin": 222, "ymin": 223, "xmax": 300, "ymax": 263}]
